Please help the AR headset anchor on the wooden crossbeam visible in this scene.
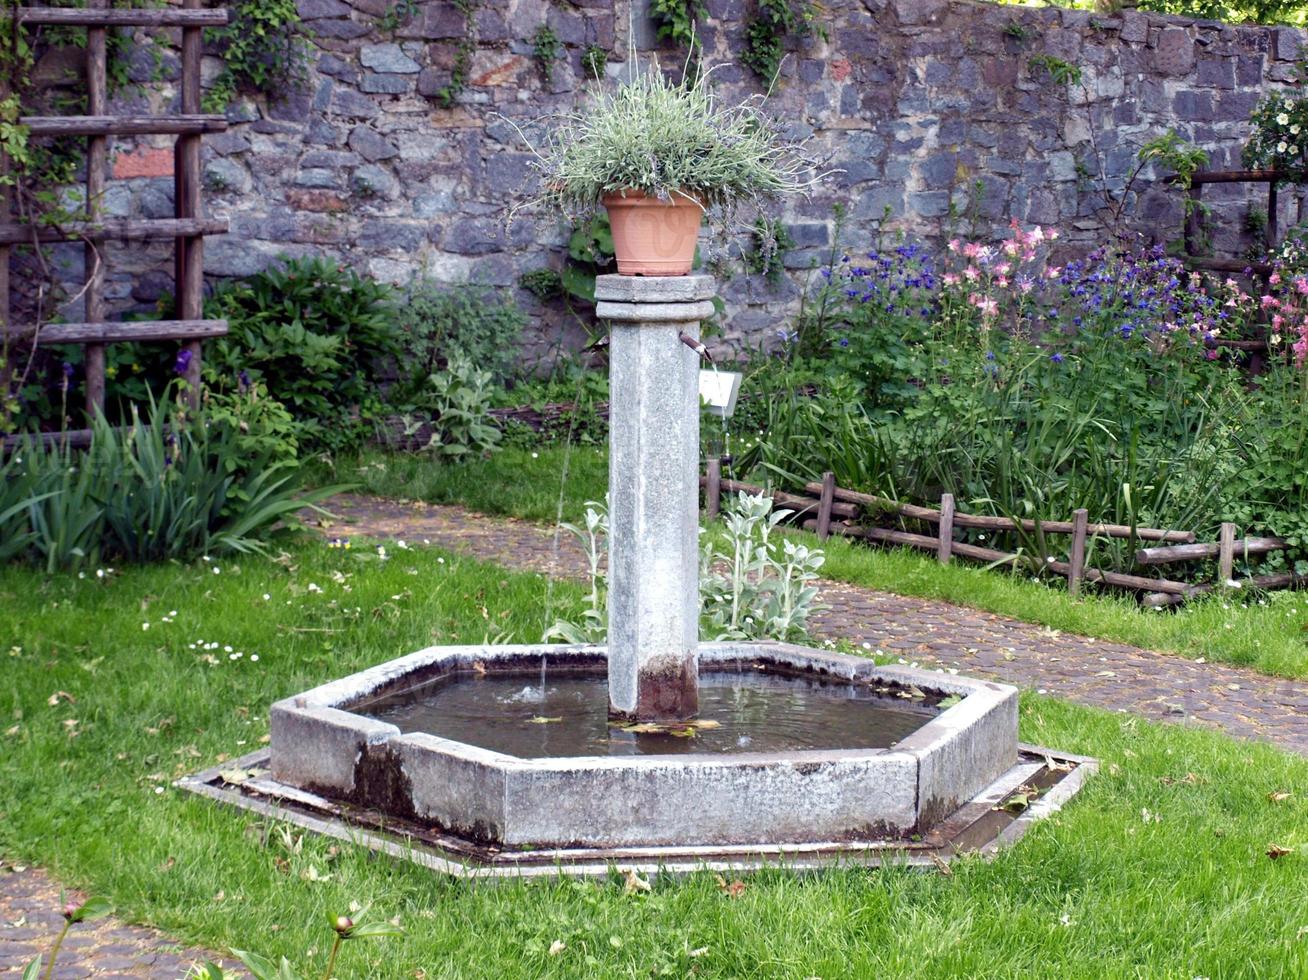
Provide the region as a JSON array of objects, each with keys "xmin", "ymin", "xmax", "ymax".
[
  {"xmin": 0, "ymin": 217, "xmax": 227, "ymax": 244},
  {"xmin": 14, "ymin": 7, "xmax": 228, "ymax": 26},
  {"xmin": 23, "ymin": 115, "xmax": 229, "ymax": 137},
  {"xmin": 10, "ymin": 318, "xmax": 228, "ymax": 345}
]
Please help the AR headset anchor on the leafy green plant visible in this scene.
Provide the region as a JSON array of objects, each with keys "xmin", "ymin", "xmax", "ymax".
[
  {"xmin": 428, "ymin": 0, "xmax": 479, "ymax": 108},
  {"xmin": 742, "ymin": 0, "xmax": 825, "ymax": 88},
  {"xmin": 204, "ymin": 257, "xmax": 400, "ymax": 453},
  {"xmin": 518, "ymin": 267, "xmax": 564, "ymax": 300},
  {"xmin": 580, "ymin": 43, "xmax": 608, "ymax": 80},
  {"xmin": 392, "ymin": 281, "xmax": 525, "ymax": 386},
  {"xmin": 399, "ymin": 355, "xmax": 502, "ymax": 459},
  {"xmin": 192, "ymin": 911, "xmax": 402, "ymax": 980},
  {"xmin": 1027, "ymin": 53, "xmax": 1083, "ymax": 86},
  {"xmin": 22, "ymin": 895, "xmax": 112, "ymax": 980},
  {"xmin": 204, "ymin": 0, "xmax": 310, "ymax": 111},
  {"xmin": 516, "ymin": 61, "xmax": 821, "ymax": 231},
  {"xmin": 5, "ymin": 392, "xmax": 338, "ymax": 571},
  {"xmin": 377, "ymin": 0, "xmax": 420, "ymax": 34},
  {"xmin": 532, "ymin": 24, "xmax": 561, "ymax": 85},
  {"xmin": 1003, "ymin": 19, "xmax": 1030, "ymax": 41},
  {"xmin": 200, "ymin": 379, "xmax": 300, "ymax": 475},
  {"xmin": 649, "ymin": 0, "xmax": 706, "ymax": 52},
  {"xmin": 1139, "ymin": 130, "xmax": 1208, "ymax": 197},
  {"xmin": 559, "ymin": 214, "xmax": 615, "ymax": 303}
]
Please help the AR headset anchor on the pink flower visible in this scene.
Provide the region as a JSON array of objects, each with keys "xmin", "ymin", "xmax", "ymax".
[
  {"xmin": 1261, "ymin": 294, "xmax": 1279, "ymax": 309},
  {"xmin": 1003, "ymin": 241, "xmax": 1020, "ymax": 258},
  {"xmin": 996, "ymin": 276, "xmax": 1009, "ymax": 289},
  {"xmin": 947, "ymin": 239, "xmax": 961, "ymax": 253},
  {"xmin": 942, "ymin": 272, "xmax": 960, "ymax": 286},
  {"xmin": 963, "ymin": 242, "xmax": 982, "ymax": 259},
  {"xmin": 1046, "ymin": 266, "xmax": 1062, "ymax": 279},
  {"xmin": 1017, "ymin": 275, "xmax": 1034, "ymax": 294},
  {"xmin": 1296, "ymin": 277, "xmax": 1308, "ymax": 296},
  {"xmin": 1270, "ymin": 271, "xmax": 1282, "ymax": 285},
  {"xmin": 994, "ymin": 262, "xmax": 1011, "ymax": 276},
  {"xmin": 1205, "ymin": 349, "xmax": 1219, "ymax": 360},
  {"xmin": 963, "ymin": 266, "xmax": 980, "ymax": 282}
]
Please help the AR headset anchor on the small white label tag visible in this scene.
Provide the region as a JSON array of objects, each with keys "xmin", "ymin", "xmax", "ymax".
[{"xmin": 699, "ymin": 370, "xmax": 741, "ymax": 418}]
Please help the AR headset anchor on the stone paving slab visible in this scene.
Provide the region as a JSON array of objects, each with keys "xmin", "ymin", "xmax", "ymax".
[
  {"xmin": 0, "ymin": 865, "xmax": 242, "ymax": 978},
  {"xmin": 315, "ymin": 493, "xmax": 1308, "ymax": 757}
]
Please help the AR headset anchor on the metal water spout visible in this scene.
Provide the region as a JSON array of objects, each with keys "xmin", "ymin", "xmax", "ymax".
[{"xmin": 594, "ymin": 274, "xmax": 716, "ymax": 722}]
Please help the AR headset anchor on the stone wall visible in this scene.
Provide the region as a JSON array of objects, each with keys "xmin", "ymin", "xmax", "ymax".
[{"xmin": 86, "ymin": 0, "xmax": 1307, "ymax": 361}]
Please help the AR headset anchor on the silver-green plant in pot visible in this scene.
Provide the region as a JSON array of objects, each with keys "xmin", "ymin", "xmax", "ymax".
[{"xmin": 515, "ymin": 62, "xmax": 821, "ymax": 276}]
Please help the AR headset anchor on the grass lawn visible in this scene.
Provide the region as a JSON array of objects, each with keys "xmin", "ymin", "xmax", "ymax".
[
  {"xmin": 325, "ymin": 447, "xmax": 1308, "ymax": 680},
  {"xmin": 2, "ymin": 539, "xmax": 1308, "ymax": 978}
]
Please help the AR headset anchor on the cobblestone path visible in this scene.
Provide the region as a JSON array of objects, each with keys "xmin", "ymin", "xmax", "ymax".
[{"xmin": 0, "ymin": 865, "xmax": 241, "ymax": 978}]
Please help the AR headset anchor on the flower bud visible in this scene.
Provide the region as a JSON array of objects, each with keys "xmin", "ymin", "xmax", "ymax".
[
  {"xmin": 62, "ymin": 901, "xmax": 79, "ymax": 921},
  {"xmin": 334, "ymin": 915, "xmax": 355, "ymax": 935}
]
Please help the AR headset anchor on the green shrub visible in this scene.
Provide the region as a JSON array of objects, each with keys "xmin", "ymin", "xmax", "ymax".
[
  {"xmin": 1, "ymin": 389, "xmax": 339, "ymax": 572},
  {"xmin": 393, "ymin": 281, "xmax": 525, "ymax": 386},
  {"xmin": 205, "ymin": 257, "xmax": 400, "ymax": 453}
]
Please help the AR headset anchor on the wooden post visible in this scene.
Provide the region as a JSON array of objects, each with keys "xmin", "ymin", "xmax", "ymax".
[
  {"xmin": 937, "ymin": 493, "xmax": 955, "ymax": 565},
  {"xmin": 175, "ymin": 0, "xmax": 204, "ymax": 407},
  {"xmin": 1218, "ymin": 522, "xmax": 1236, "ymax": 588},
  {"xmin": 1068, "ymin": 508, "xmax": 1089, "ymax": 597},
  {"xmin": 815, "ymin": 471, "xmax": 836, "ymax": 540},
  {"xmin": 1183, "ymin": 183, "xmax": 1204, "ymax": 258},
  {"xmin": 1267, "ymin": 181, "xmax": 1279, "ymax": 252},
  {"xmin": 83, "ymin": 0, "xmax": 108, "ymax": 419},
  {"xmin": 705, "ymin": 457, "xmax": 721, "ymax": 518}
]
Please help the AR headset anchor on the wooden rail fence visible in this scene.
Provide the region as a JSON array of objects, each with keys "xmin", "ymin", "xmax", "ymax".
[{"xmin": 701, "ymin": 459, "xmax": 1307, "ymax": 606}]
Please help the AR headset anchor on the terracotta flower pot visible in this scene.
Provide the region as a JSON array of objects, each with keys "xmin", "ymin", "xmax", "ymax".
[{"xmin": 602, "ymin": 189, "xmax": 702, "ymax": 276}]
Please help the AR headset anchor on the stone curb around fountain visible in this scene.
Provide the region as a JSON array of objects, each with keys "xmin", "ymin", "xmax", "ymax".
[{"xmin": 264, "ymin": 641, "xmax": 1025, "ymax": 852}]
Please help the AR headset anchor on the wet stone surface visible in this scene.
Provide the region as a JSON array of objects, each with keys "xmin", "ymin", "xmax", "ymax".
[{"xmin": 359, "ymin": 669, "xmax": 937, "ymax": 757}]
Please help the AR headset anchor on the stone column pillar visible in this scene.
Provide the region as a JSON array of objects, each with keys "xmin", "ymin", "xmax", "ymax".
[{"xmin": 594, "ymin": 274, "xmax": 715, "ymax": 722}]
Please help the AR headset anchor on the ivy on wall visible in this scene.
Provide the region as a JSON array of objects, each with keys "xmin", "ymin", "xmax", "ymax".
[
  {"xmin": 742, "ymin": 0, "xmax": 826, "ymax": 87},
  {"xmin": 204, "ymin": 0, "xmax": 310, "ymax": 111}
]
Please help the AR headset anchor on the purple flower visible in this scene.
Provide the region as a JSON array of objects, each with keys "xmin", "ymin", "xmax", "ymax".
[
  {"xmin": 1050, "ymin": 353, "xmax": 1064, "ymax": 363},
  {"xmin": 174, "ymin": 348, "xmax": 193, "ymax": 376},
  {"xmin": 238, "ymin": 369, "xmax": 251, "ymax": 392}
]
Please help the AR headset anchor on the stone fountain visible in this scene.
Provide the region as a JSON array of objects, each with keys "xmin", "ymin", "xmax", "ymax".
[{"xmin": 184, "ymin": 275, "xmax": 1092, "ymax": 876}]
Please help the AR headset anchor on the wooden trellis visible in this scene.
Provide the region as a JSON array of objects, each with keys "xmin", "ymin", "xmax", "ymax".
[{"xmin": 1, "ymin": 0, "xmax": 230, "ymax": 446}]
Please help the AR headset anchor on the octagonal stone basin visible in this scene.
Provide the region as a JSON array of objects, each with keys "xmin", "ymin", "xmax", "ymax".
[{"xmin": 269, "ymin": 642, "xmax": 1018, "ymax": 849}]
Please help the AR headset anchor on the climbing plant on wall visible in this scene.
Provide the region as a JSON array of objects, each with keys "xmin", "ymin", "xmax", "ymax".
[
  {"xmin": 204, "ymin": 0, "xmax": 309, "ymax": 111},
  {"xmin": 742, "ymin": 0, "xmax": 826, "ymax": 87}
]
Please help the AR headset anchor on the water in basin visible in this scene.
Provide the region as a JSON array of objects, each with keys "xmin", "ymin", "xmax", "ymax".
[{"xmin": 358, "ymin": 668, "xmax": 938, "ymax": 758}]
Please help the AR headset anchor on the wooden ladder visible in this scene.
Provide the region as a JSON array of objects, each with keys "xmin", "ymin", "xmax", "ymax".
[{"xmin": 2, "ymin": 1, "xmax": 230, "ymax": 447}]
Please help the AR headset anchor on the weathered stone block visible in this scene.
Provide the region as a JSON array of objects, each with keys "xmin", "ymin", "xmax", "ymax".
[
  {"xmin": 360, "ymin": 73, "xmax": 412, "ymax": 94},
  {"xmin": 1154, "ymin": 28, "xmax": 1196, "ymax": 76},
  {"xmin": 348, "ymin": 125, "xmax": 399, "ymax": 162},
  {"xmin": 296, "ymin": 0, "xmax": 350, "ymax": 19},
  {"xmin": 361, "ymin": 42, "xmax": 421, "ymax": 73}
]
